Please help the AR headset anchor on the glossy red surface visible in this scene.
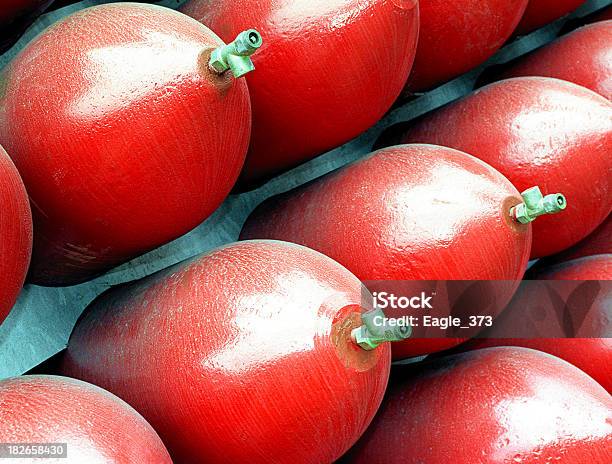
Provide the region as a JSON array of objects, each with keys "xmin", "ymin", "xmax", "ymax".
[
  {"xmin": 458, "ymin": 337, "xmax": 612, "ymax": 394},
  {"xmin": 342, "ymin": 347, "xmax": 612, "ymax": 464},
  {"xmin": 454, "ymin": 254, "xmax": 612, "ymax": 393},
  {"xmin": 182, "ymin": 0, "xmax": 419, "ymax": 186},
  {"xmin": 61, "ymin": 240, "xmax": 390, "ymax": 464},
  {"xmin": 0, "ymin": 3, "xmax": 251, "ymax": 286},
  {"xmin": 241, "ymin": 145, "xmax": 532, "ymax": 358},
  {"xmin": 0, "ymin": 375, "xmax": 171, "ymax": 463},
  {"xmin": 400, "ymin": 77, "xmax": 612, "ymax": 258},
  {"xmin": 515, "ymin": 0, "xmax": 586, "ymax": 35},
  {"xmin": 51, "ymin": 0, "xmax": 154, "ymax": 9},
  {"xmin": 404, "ymin": 0, "xmax": 528, "ymax": 92},
  {"xmin": 547, "ymin": 215, "xmax": 611, "ymax": 263},
  {"xmin": 502, "ymin": 21, "xmax": 612, "ymax": 99},
  {"xmin": 0, "ymin": 146, "xmax": 32, "ymax": 325}
]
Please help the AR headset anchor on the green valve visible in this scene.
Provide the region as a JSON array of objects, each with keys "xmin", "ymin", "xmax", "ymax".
[
  {"xmin": 351, "ymin": 309, "xmax": 412, "ymax": 351},
  {"xmin": 209, "ymin": 29, "xmax": 263, "ymax": 78},
  {"xmin": 510, "ymin": 186, "xmax": 567, "ymax": 224}
]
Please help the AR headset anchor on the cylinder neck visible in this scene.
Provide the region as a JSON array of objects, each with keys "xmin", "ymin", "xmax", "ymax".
[
  {"xmin": 351, "ymin": 308, "xmax": 412, "ymax": 351},
  {"xmin": 209, "ymin": 29, "xmax": 263, "ymax": 78},
  {"xmin": 510, "ymin": 186, "xmax": 567, "ymax": 224}
]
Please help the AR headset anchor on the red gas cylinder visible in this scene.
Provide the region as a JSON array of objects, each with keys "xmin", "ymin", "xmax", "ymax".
[
  {"xmin": 60, "ymin": 240, "xmax": 391, "ymax": 464},
  {"xmin": 531, "ymin": 252, "xmax": 612, "ymax": 279},
  {"xmin": 502, "ymin": 21, "xmax": 612, "ymax": 100},
  {"xmin": 341, "ymin": 347, "xmax": 612, "ymax": 464},
  {"xmin": 0, "ymin": 375, "xmax": 171, "ymax": 463},
  {"xmin": 400, "ymin": 77, "xmax": 612, "ymax": 258},
  {"xmin": 515, "ymin": 0, "xmax": 586, "ymax": 35},
  {"xmin": 0, "ymin": 3, "xmax": 255, "ymax": 286},
  {"xmin": 181, "ymin": 0, "xmax": 419, "ymax": 186},
  {"xmin": 548, "ymin": 215, "xmax": 611, "ymax": 263},
  {"xmin": 453, "ymin": 254, "xmax": 612, "ymax": 393},
  {"xmin": 404, "ymin": 0, "xmax": 528, "ymax": 92},
  {"xmin": 241, "ymin": 145, "xmax": 534, "ymax": 358},
  {"xmin": 0, "ymin": 146, "xmax": 32, "ymax": 325},
  {"xmin": 0, "ymin": 1, "xmax": 54, "ymax": 51}
]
